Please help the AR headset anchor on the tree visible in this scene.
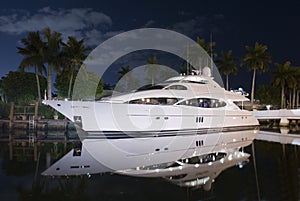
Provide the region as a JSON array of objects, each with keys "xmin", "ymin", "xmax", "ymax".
[
  {"xmin": 291, "ymin": 67, "xmax": 300, "ymax": 108},
  {"xmin": 17, "ymin": 31, "xmax": 46, "ymax": 103},
  {"xmin": 146, "ymin": 56, "xmax": 159, "ymax": 85},
  {"xmin": 196, "ymin": 37, "xmax": 217, "ymax": 58},
  {"xmin": 241, "ymin": 42, "xmax": 271, "ymax": 107},
  {"xmin": 295, "ymin": 68, "xmax": 300, "ymax": 108},
  {"xmin": 55, "ymin": 69, "xmax": 74, "ymax": 98},
  {"xmin": 256, "ymin": 85, "xmax": 280, "ymax": 107},
  {"xmin": 1, "ymin": 71, "xmax": 46, "ymax": 105},
  {"xmin": 215, "ymin": 50, "xmax": 238, "ymax": 90},
  {"xmin": 61, "ymin": 36, "xmax": 91, "ymax": 98},
  {"xmin": 0, "ymin": 79, "xmax": 6, "ymax": 103},
  {"xmin": 272, "ymin": 61, "xmax": 297, "ymax": 108},
  {"xmin": 116, "ymin": 65, "xmax": 141, "ymax": 92},
  {"xmin": 42, "ymin": 27, "xmax": 62, "ymax": 100},
  {"xmin": 182, "ymin": 37, "xmax": 217, "ymax": 74},
  {"xmin": 72, "ymin": 66, "xmax": 104, "ymax": 100},
  {"xmin": 117, "ymin": 65, "xmax": 131, "ymax": 81},
  {"xmin": 17, "ymin": 28, "xmax": 62, "ymax": 100}
]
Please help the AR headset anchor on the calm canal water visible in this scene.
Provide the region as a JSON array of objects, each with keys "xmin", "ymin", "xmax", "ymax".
[{"xmin": 0, "ymin": 127, "xmax": 299, "ymax": 201}]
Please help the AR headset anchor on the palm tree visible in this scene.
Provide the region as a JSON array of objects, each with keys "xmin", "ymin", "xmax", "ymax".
[
  {"xmin": 196, "ymin": 37, "xmax": 217, "ymax": 58},
  {"xmin": 0, "ymin": 80, "xmax": 6, "ymax": 103},
  {"xmin": 183, "ymin": 37, "xmax": 217, "ymax": 73},
  {"xmin": 241, "ymin": 42, "xmax": 271, "ymax": 107},
  {"xmin": 116, "ymin": 65, "xmax": 139, "ymax": 92},
  {"xmin": 17, "ymin": 31, "xmax": 46, "ymax": 102},
  {"xmin": 117, "ymin": 65, "xmax": 131, "ymax": 81},
  {"xmin": 295, "ymin": 68, "xmax": 300, "ymax": 108},
  {"xmin": 146, "ymin": 56, "xmax": 158, "ymax": 64},
  {"xmin": 61, "ymin": 36, "xmax": 91, "ymax": 98},
  {"xmin": 146, "ymin": 56, "xmax": 159, "ymax": 85},
  {"xmin": 272, "ymin": 61, "xmax": 296, "ymax": 108},
  {"xmin": 215, "ymin": 50, "xmax": 238, "ymax": 90},
  {"xmin": 43, "ymin": 27, "xmax": 62, "ymax": 100},
  {"xmin": 289, "ymin": 67, "xmax": 299, "ymax": 108}
]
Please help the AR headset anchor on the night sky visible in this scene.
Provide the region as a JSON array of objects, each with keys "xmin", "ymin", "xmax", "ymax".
[{"xmin": 1, "ymin": 0, "xmax": 300, "ymax": 92}]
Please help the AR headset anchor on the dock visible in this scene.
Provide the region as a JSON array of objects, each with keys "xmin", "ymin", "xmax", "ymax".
[
  {"xmin": 0, "ymin": 102, "xmax": 72, "ymax": 132},
  {"xmin": 0, "ymin": 118, "xmax": 73, "ymax": 132},
  {"xmin": 252, "ymin": 109, "xmax": 300, "ymax": 127},
  {"xmin": 257, "ymin": 128, "xmax": 300, "ymax": 145}
]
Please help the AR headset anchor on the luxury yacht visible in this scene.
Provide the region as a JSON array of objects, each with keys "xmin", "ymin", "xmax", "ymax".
[{"xmin": 43, "ymin": 67, "xmax": 259, "ymax": 172}]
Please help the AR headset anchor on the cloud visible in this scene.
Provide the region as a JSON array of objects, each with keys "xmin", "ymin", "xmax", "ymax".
[
  {"xmin": 178, "ymin": 10, "xmax": 192, "ymax": 16},
  {"xmin": 83, "ymin": 29, "xmax": 124, "ymax": 46},
  {"xmin": 0, "ymin": 7, "xmax": 115, "ymax": 45},
  {"xmin": 143, "ymin": 20, "xmax": 155, "ymax": 28},
  {"xmin": 169, "ymin": 15, "xmax": 225, "ymax": 38}
]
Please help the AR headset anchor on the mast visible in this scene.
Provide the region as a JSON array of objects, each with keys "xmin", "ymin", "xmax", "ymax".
[
  {"xmin": 210, "ymin": 33, "xmax": 213, "ymax": 77},
  {"xmin": 186, "ymin": 42, "xmax": 189, "ymax": 75}
]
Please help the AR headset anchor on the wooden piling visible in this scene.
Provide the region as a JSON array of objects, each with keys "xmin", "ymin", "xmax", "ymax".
[
  {"xmin": 34, "ymin": 101, "xmax": 38, "ymax": 120},
  {"xmin": 9, "ymin": 102, "xmax": 14, "ymax": 130}
]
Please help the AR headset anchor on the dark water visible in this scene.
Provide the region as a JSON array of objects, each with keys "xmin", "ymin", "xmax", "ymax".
[{"xmin": 0, "ymin": 128, "xmax": 299, "ymax": 201}]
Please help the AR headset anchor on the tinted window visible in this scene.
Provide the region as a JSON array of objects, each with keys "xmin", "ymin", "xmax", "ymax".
[
  {"xmin": 129, "ymin": 98, "xmax": 178, "ymax": 105},
  {"xmin": 136, "ymin": 84, "xmax": 165, "ymax": 91},
  {"xmin": 178, "ymin": 98, "xmax": 226, "ymax": 108},
  {"xmin": 166, "ymin": 85, "xmax": 187, "ymax": 90}
]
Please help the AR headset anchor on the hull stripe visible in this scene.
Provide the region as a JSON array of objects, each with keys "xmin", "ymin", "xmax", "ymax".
[{"xmin": 78, "ymin": 125, "xmax": 258, "ymax": 140}]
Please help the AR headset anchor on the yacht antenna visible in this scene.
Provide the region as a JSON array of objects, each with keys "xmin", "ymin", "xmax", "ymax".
[
  {"xmin": 210, "ymin": 33, "xmax": 213, "ymax": 76},
  {"xmin": 186, "ymin": 42, "xmax": 189, "ymax": 75}
]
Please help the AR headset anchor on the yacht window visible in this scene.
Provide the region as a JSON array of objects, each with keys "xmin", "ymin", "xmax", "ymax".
[
  {"xmin": 181, "ymin": 80, "xmax": 208, "ymax": 84},
  {"xmin": 165, "ymin": 85, "xmax": 187, "ymax": 90},
  {"xmin": 177, "ymin": 98, "xmax": 226, "ymax": 108},
  {"xmin": 129, "ymin": 97, "xmax": 178, "ymax": 105},
  {"xmin": 136, "ymin": 84, "xmax": 165, "ymax": 91},
  {"xmin": 178, "ymin": 152, "xmax": 227, "ymax": 164},
  {"xmin": 167, "ymin": 174, "xmax": 187, "ymax": 180}
]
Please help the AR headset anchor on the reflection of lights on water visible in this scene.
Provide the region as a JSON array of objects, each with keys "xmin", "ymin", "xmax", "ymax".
[{"xmin": 184, "ymin": 177, "xmax": 210, "ymax": 187}]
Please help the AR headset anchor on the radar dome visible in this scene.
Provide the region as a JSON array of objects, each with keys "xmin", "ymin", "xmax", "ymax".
[{"xmin": 202, "ymin": 67, "xmax": 211, "ymax": 77}]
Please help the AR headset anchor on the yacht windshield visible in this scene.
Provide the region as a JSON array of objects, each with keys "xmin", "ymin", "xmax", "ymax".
[
  {"xmin": 165, "ymin": 85, "xmax": 187, "ymax": 90},
  {"xmin": 136, "ymin": 84, "xmax": 165, "ymax": 91}
]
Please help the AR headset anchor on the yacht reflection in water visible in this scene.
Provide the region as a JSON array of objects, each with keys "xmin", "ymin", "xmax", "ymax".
[
  {"xmin": 43, "ymin": 136, "xmax": 250, "ymax": 190},
  {"xmin": 117, "ymin": 150, "xmax": 249, "ymax": 190}
]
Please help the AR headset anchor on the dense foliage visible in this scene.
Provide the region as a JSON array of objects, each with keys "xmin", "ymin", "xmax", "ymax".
[
  {"xmin": 1, "ymin": 71, "xmax": 46, "ymax": 105},
  {"xmin": 54, "ymin": 69, "xmax": 76, "ymax": 98},
  {"xmin": 256, "ymin": 85, "xmax": 280, "ymax": 108}
]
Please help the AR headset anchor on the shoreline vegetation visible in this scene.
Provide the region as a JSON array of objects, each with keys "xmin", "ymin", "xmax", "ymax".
[{"xmin": 0, "ymin": 27, "xmax": 300, "ymax": 120}]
